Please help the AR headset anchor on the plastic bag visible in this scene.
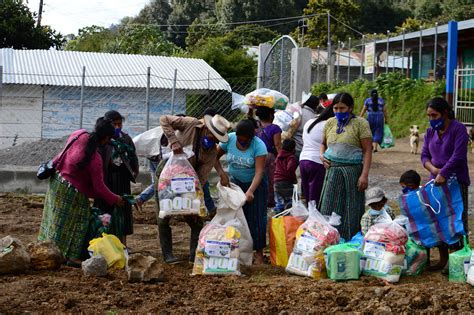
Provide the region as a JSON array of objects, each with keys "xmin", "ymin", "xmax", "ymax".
[
  {"xmin": 231, "ymin": 92, "xmax": 249, "ymax": 114},
  {"xmin": 363, "ymin": 212, "xmax": 408, "ymax": 283},
  {"xmin": 269, "ymin": 185, "xmax": 307, "ymax": 267},
  {"xmin": 132, "ymin": 126, "xmax": 164, "ymax": 158},
  {"xmin": 402, "ymin": 239, "xmax": 428, "ymax": 276},
  {"xmin": 346, "ymin": 232, "xmax": 364, "ymax": 251},
  {"xmin": 449, "ymin": 236, "xmax": 471, "ymax": 282},
  {"xmin": 157, "ymin": 153, "xmax": 206, "ymax": 218},
  {"xmin": 244, "ymin": 88, "xmax": 289, "ymax": 110},
  {"xmin": 88, "ymin": 233, "xmax": 127, "ymax": 269},
  {"xmin": 381, "ymin": 124, "xmax": 395, "ymax": 149},
  {"xmin": 274, "ymin": 110, "xmax": 294, "ymax": 132},
  {"xmin": 286, "ymin": 201, "xmax": 340, "ymax": 278},
  {"xmin": 192, "ymin": 183, "xmax": 253, "ymax": 275},
  {"xmin": 324, "ymin": 244, "xmax": 361, "ymax": 281}
]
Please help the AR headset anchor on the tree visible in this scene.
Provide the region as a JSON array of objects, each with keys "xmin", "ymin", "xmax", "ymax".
[
  {"xmin": 185, "ymin": 17, "xmax": 227, "ymax": 49},
  {"xmin": 302, "ymin": 0, "xmax": 360, "ymax": 48},
  {"xmin": 224, "ymin": 24, "xmax": 278, "ymax": 46},
  {"xmin": 65, "ymin": 26, "xmax": 115, "ymax": 52},
  {"xmin": 132, "ymin": 0, "xmax": 172, "ymax": 26},
  {"xmin": 355, "ymin": 0, "xmax": 410, "ymax": 34},
  {"xmin": 0, "ymin": 0, "xmax": 64, "ymax": 49},
  {"xmin": 438, "ymin": 0, "xmax": 474, "ymax": 23},
  {"xmin": 414, "ymin": 0, "xmax": 442, "ymax": 21},
  {"xmin": 394, "ymin": 17, "xmax": 426, "ymax": 33}
]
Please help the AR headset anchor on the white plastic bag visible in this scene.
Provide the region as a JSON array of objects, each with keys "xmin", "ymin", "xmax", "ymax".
[
  {"xmin": 192, "ymin": 183, "xmax": 253, "ymax": 275},
  {"xmin": 132, "ymin": 126, "xmax": 163, "ymax": 158},
  {"xmin": 157, "ymin": 153, "xmax": 205, "ymax": 218},
  {"xmin": 286, "ymin": 201, "xmax": 340, "ymax": 278},
  {"xmin": 363, "ymin": 212, "xmax": 408, "ymax": 283},
  {"xmin": 231, "ymin": 92, "xmax": 249, "ymax": 114},
  {"xmin": 274, "ymin": 184, "xmax": 308, "ymax": 220},
  {"xmin": 274, "ymin": 110, "xmax": 294, "ymax": 132},
  {"xmin": 467, "ymin": 266, "xmax": 474, "ymax": 286}
]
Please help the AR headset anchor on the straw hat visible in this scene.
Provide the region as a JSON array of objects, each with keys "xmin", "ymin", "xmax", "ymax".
[{"xmin": 204, "ymin": 114, "xmax": 230, "ymax": 143}]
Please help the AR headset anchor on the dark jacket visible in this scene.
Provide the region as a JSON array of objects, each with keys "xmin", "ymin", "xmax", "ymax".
[
  {"xmin": 274, "ymin": 149, "xmax": 298, "ymax": 183},
  {"xmin": 99, "ymin": 132, "xmax": 139, "ymax": 183}
]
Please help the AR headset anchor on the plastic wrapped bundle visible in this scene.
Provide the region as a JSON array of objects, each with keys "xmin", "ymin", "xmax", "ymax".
[
  {"xmin": 274, "ymin": 110, "xmax": 294, "ymax": 132},
  {"xmin": 363, "ymin": 214, "xmax": 408, "ymax": 283},
  {"xmin": 286, "ymin": 202, "xmax": 340, "ymax": 279},
  {"xmin": 158, "ymin": 153, "xmax": 205, "ymax": 218},
  {"xmin": 244, "ymin": 88, "xmax": 289, "ymax": 110},
  {"xmin": 192, "ymin": 223, "xmax": 241, "ymax": 275},
  {"xmin": 192, "ymin": 183, "xmax": 253, "ymax": 276},
  {"xmin": 402, "ymin": 239, "xmax": 428, "ymax": 276},
  {"xmin": 324, "ymin": 244, "xmax": 361, "ymax": 281}
]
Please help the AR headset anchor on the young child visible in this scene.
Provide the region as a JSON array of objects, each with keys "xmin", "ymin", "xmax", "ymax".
[
  {"xmin": 360, "ymin": 187, "xmax": 395, "ymax": 235},
  {"xmin": 399, "ymin": 170, "xmax": 448, "ymax": 271},
  {"xmin": 399, "ymin": 169, "xmax": 421, "ymax": 194},
  {"xmin": 273, "ymin": 139, "xmax": 298, "ymax": 213}
]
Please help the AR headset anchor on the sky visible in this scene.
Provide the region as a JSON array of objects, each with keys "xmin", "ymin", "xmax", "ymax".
[{"xmin": 26, "ymin": 0, "xmax": 151, "ymax": 35}]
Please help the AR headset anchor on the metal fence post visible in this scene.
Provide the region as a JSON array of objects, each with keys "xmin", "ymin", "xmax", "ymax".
[
  {"xmin": 418, "ymin": 26, "xmax": 423, "ymax": 79},
  {"xmin": 347, "ymin": 37, "xmax": 351, "ymax": 83},
  {"xmin": 317, "ymin": 46, "xmax": 320, "ymax": 83},
  {"xmin": 0, "ymin": 66, "xmax": 3, "ymax": 105},
  {"xmin": 145, "ymin": 67, "xmax": 151, "ymax": 130},
  {"xmin": 207, "ymin": 71, "xmax": 211, "ymax": 106},
  {"xmin": 434, "ymin": 22, "xmax": 438, "ymax": 80},
  {"xmin": 360, "ymin": 36, "xmax": 365, "ymax": 79},
  {"xmin": 79, "ymin": 66, "xmax": 86, "ymax": 129},
  {"xmin": 401, "ymin": 29, "xmax": 405, "ymax": 74},
  {"xmin": 373, "ymin": 34, "xmax": 376, "ymax": 81},
  {"xmin": 336, "ymin": 41, "xmax": 340, "ymax": 82},
  {"xmin": 170, "ymin": 69, "xmax": 177, "ymax": 115},
  {"xmin": 327, "ymin": 12, "xmax": 332, "ymax": 83},
  {"xmin": 279, "ymin": 40, "xmax": 284, "ymax": 92},
  {"xmin": 386, "ymin": 30, "xmax": 390, "ymax": 74}
]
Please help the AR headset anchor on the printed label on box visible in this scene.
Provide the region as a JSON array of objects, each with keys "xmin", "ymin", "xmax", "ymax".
[
  {"xmin": 171, "ymin": 177, "xmax": 196, "ymax": 193},
  {"xmin": 203, "ymin": 257, "xmax": 238, "ymax": 273},
  {"xmin": 363, "ymin": 240, "xmax": 386, "ymax": 260},
  {"xmin": 204, "ymin": 240, "xmax": 231, "ymax": 258},
  {"xmin": 296, "ymin": 233, "xmax": 318, "ymax": 253}
]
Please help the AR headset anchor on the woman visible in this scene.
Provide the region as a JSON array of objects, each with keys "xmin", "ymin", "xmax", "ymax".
[
  {"xmin": 38, "ymin": 117, "xmax": 125, "ymax": 267},
  {"xmin": 300, "ymin": 104, "xmax": 334, "ymax": 205},
  {"xmin": 293, "ymin": 94, "xmax": 319, "ymax": 160},
  {"xmin": 360, "ymin": 89, "xmax": 388, "ymax": 152},
  {"xmin": 94, "ymin": 110, "xmax": 139, "ymax": 245},
  {"xmin": 320, "ymin": 93, "xmax": 373, "ymax": 241},
  {"xmin": 421, "ymin": 97, "xmax": 470, "ymax": 270},
  {"xmin": 255, "ymin": 106, "xmax": 281, "ymax": 208},
  {"xmin": 217, "ymin": 120, "xmax": 267, "ymax": 264}
]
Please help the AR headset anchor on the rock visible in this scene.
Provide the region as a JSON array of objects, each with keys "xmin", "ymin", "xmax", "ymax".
[
  {"xmin": 27, "ymin": 241, "xmax": 64, "ymax": 270},
  {"xmin": 127, "ymin": 254, "xmax": 164, "ymax": 283},
  {"xmin": 82, "ymin": 255, "xmax": 108, "ymax": 277},
  {"xmin": 0, "ymin": 236, "xmax": 30, "ymax": 274}
]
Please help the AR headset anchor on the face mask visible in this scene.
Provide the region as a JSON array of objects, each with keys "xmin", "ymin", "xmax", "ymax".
[
  {"xmin": 369, "ymin": 208, "xmax": 381, "ymax": 215},
  {"xmin": 335, "ymin": 112, "xmax": 350, "ymax": 124},
  {"xmin": 238, "ymin": 140, "xmax": 249, "ymax": 148},
  {"xmin": 430, "ymin": 118, "xmax": 444, "ymax": 131},
  {"xmin": 114, "ymin": 128, "xmax": 121, "ymax": 138},
  {"xmin": 201, "ymin": 136, "xmax": 215, "ymax": 150},
  {"xmin": 402, "ymin": 186, "xmax": 416, "ymax": 194}
]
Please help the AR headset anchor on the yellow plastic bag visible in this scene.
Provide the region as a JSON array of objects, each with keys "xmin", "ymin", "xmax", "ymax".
[{"xmin": 88, "ymin": 233, "xmax": 127, "ymax": 269}]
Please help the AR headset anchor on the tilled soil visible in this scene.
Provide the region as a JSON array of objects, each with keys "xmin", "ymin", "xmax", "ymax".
[{"xmin": 1, "ymin": 137, "xmax": 474, "ymax": 313}]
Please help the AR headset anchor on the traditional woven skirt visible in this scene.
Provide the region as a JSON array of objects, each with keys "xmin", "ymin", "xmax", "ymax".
[
  {"xmin": 232, "ymin": 177, "xmax": 268, "ymax": 251},
  {"xmin": 38, "ymin": 173, "xmax": 90, "ymax": 260},
  {"xmin": 319, "ymin": 162, "xmax": 365, "ymax": 241}
]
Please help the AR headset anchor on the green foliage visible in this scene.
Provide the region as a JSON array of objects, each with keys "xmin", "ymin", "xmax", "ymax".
[
  {"xmin": 66, "ymin": 25, "xmax": 180, "ymax": 56},
  {"xmin": 303, "ymin": 0, "xmax": 360, "ymax": 48},
  {"xmin": 225, "ymin": 24, "xmax": 278, "ymax": 46},
  {"xmin": 131, "ymin": 0, "xmax": 172, "ymax": 25},
  {"xmin": 0, "ymin": 0, "xmax": 64, "ymax": 49},
  {"xmin": 354, "ymin": 0, "xmax": 410, "ymax": 34},
  {"xmin": 190, "ymin": 37, "xmax": 257, "ymax": 79},
  {"xmin": 185, "ymin": 17, "xmax": 227, "ymax": 48},
  {"xmin": 312, "ymin": 72, "xmax": 446, "ymax": 137}
]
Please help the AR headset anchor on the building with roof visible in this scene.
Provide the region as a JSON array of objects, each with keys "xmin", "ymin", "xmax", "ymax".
[{"xmin": 0, "ymin": 48, "xmax": 230, "ymax": 148}]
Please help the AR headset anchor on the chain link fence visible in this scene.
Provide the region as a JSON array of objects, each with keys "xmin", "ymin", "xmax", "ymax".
[{"xmin": 0, "ymin": 71, "xmax": 259, "ymax": 149}]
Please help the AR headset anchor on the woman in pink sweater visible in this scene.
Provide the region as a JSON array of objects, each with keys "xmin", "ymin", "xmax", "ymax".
[{"xmin": 38, "ymin": 117, "xmax": 124, "ymax": 267}]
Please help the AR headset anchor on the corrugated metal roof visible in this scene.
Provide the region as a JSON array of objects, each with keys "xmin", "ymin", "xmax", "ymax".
[
  {"xmin": 0, "ymin": 48, "xmax": 231, "ymax": 91},
  {"xmin": 375, "ymin": 18, "xmax": 474, "ymax": 45}
]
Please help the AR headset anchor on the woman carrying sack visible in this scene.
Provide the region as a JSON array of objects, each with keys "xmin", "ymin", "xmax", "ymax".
[
  {"xmin": 421, "ymin": 97, "xmax": 470, "ymax": 270},
  {"xmin": 38, "ymin": 118, "xmax": 125, "ymax": 267}
]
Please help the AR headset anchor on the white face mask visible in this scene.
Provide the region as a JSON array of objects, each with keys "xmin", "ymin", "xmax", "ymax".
[{"xmin": 369, "ymin": 204, "xmax": 387, "ymax": 215}]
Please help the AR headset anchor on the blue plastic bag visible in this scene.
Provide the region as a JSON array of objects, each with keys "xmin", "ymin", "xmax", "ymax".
[
  {"xmin": 399, "ymin": 178, "xmax": 465, "ymax": 248},
  {"xmin": 346, "ymin": 232, "xmax": 364, "ymax": 250}
]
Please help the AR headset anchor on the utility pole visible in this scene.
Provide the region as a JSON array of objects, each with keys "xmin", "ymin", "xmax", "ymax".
[{"xmin": 37, "ymin": 0, "xmax": 44, "ymax": 27}]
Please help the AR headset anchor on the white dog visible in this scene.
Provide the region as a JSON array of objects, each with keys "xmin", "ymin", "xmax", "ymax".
[{"xmin": 409, "ymin": 125, "xmax": 420, "ymax": 154}]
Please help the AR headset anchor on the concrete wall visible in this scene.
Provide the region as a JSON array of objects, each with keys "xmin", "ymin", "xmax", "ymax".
[
  {"xmin": 0, "ymin": 84, "xmax": 189, "ymax": 149},
  {"xmin": 0, "ymin": 85, "xmax": 43, "ymax": 148}
]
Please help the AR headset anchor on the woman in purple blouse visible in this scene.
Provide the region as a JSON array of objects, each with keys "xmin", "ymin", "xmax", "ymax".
[
  {"xmin": 255, "ymin": 106, "xmax": 282, "ymax": 208},
  {"xmin": 421, "ymin": 97, "xmax": 470, "ymax": 270}
]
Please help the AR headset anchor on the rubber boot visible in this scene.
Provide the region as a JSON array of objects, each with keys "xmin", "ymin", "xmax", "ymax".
[
  {"xmin": 158, "ymin": 218, "xmax": 180, "ymax": 264},
  {"xmin": 189, "ymin": 225, "xmax": 201, "ymax": 263}
]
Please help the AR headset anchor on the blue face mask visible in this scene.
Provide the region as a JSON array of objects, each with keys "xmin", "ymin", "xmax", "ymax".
[
  {"xmin": 238, "ymin": 140, "xmax": 249, "ymax": 148},
  {"xmin": 335, "ymin": 112, "xmax": 350, "ymax": 124},
  {"xmin": 114, "ymin": 128, "xmax": 121, "ymax": 138},
  {"xmin": 402, "ymin": 186, "xmax": 416, "ymax": 194},
  {"xmin": 201, "ymin": 136, "xmax": 215, "ymax": 150},
  {"xmin": 430, "ymin": 118, "xmax": 444, "ymax": 131}
]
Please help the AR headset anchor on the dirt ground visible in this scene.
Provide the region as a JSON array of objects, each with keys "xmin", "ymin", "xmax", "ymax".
[{"xmin": 1, "ymin": 137, "xmax": 474, "ymax": 313}]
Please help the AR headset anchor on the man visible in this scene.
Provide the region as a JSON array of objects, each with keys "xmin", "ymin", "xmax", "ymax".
[{"xmin": 156, "ymin": 112, "xmax": 230, "ymax": 264}]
